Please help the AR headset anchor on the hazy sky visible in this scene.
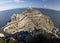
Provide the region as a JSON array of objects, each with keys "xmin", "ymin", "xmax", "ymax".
[{"xmin": 0, "ymin": 0, "xmax": 60, "ymax": 11}]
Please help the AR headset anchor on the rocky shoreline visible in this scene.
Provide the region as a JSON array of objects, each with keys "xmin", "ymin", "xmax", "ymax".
[{"xmin": 0, "ymin": 8, "xmax": 60, "ymax": 43}]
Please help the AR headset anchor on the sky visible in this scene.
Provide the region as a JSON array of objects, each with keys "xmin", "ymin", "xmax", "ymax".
[{"xmin": 0, "ymin": 0, "xmax": 60, "ymax": 11}]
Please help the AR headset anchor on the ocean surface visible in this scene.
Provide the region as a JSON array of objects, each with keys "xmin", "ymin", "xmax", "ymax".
[{"xmin": 0, "ymin": 8, "xmax": 60, "ymax": 29}]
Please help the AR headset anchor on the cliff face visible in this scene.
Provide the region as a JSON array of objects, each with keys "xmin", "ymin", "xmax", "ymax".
[{"xmin": 3, "ymin": 8, "xmax": 54, "ymax": 34}]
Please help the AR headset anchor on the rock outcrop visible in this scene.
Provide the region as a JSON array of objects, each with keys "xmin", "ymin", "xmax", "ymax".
[{"xmin": 3, "ymin": 8, "xmax": 54, "ymax": 34}]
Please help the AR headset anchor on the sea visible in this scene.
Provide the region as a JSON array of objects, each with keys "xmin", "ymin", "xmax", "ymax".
[{"xmin": 0, "ymin": 8, "xmax": 60, "ymax": 29}]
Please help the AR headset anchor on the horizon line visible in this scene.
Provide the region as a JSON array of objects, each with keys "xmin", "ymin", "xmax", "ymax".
[{"xmin": 0, "ymin": 7, "xmax": 60, "ymax": 11}]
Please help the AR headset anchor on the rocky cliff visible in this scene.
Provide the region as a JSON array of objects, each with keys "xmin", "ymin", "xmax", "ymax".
[{"xmin": 3, "ymin": 8, "xmax": 54, "ymax": 34}]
